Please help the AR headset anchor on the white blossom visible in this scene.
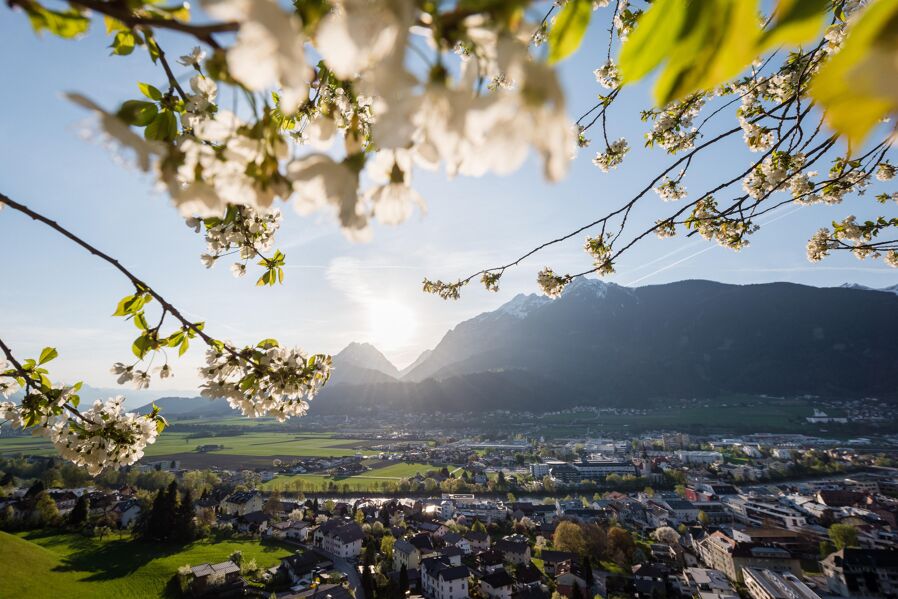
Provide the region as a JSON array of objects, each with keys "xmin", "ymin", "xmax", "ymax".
[
  {"xmin": 536, "ymin": 267, "xmax": 571, "ymax": 298},
  {"xmin": 178, "ymin": 46, "xmax": 207, "ymax": 67},
  {"xmin": 876, "ymin": 161, "xmax": 896, "ymax": 181},
  {"xmin": 654, "ymin": 177, "xmax": 687, "ymax": 202},
  {"xmin": 593, "ymin": 60, "xmax": 620, "ymax": 89},
  {"xmin": 593, "ymin": 138, "xmax": 629, "ymax": 172}
]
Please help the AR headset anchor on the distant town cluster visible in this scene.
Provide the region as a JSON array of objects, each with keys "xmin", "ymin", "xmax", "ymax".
[{"xmin": 2, "ymin": 423, "xmax": 898, "ymax": 598}]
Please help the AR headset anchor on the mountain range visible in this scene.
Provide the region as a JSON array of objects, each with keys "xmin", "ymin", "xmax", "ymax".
[{"xmin": 135, "ymin": 279, "xmax": 898, "ymax": 416}]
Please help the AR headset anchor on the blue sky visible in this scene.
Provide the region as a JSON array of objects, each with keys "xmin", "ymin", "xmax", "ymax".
[{"xmin": 1, "ymin": 6, "xmax": 895, "ymax": 392}]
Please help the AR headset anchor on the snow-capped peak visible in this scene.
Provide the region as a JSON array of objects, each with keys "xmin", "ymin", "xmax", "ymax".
[
  {"xmin": 561, "ymin": 277, "xmax": 612, "ymax": 298},
  {"xmin": 497, "ymin": 293, "xmax": 550, "ymax": 318}
]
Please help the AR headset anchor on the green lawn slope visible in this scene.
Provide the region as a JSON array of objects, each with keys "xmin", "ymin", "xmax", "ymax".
[{"xmin": 0, "ymin": 531, "xmax": 293, "ymax": 598}]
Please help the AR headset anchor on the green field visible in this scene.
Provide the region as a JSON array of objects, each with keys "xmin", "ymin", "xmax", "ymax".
[
  {"xmin": 0, "ymin": 531, "xmax": 293, "ymax": 598},
  {"xmin": 261, "ymin": 461, "xmax": 435, "ymax": 492},
  {"xmin": 0, "ymin": 431, "xmax": 369, "ymax": 460}
]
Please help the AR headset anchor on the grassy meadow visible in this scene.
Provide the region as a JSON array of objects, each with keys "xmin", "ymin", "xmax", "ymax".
[
  {"xmin": 261, "ymin": 461, "xmax": 436, "ymax": 492},
  {"xmin": 0, "ymin": 531, "xmax": 293, "ymax": 598},
  {"xmin": 0, "ymin": 431, "xmax": 368, "ymax": 461}
]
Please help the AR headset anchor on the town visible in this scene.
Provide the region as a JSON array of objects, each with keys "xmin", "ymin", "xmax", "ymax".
[{"xmin": 2, "ymin": 427, "xmax": 898, "ymax": 598}]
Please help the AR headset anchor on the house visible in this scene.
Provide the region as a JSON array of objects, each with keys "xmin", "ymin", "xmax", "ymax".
[
  {"xmin": 418, "ymin": 521, "xmax": 450, "ymax": 538},
  {"xmin": 189, "ymin": 560, "xmax": 241, "ymax": 594},
  {"xmin": 475, "ymin": 549, "xmax": 506, "ymax": 575},
  {"xmin": 494, "ymin": 539, "xmax": 531, "ymax": 565},
  {"xmin": 538, "ymin": 550, "xmax": 576, "ymax": 576},
  {"xmin": 464, "ymin": 530, "xmax": 490, "ymax": 553},
  {"xmin": 632, "ymin": 563, "xmax": 669, "ymax": 598},
  {"xmin": 742, "ymin": 568, "xmax": 822, "ymax": 599},
  {"xmin": 110, "ymin": 498, "xmax": 141, "ymax": 528},
  {"xmin": 437, "ymin": 546, "xmax": 465, "ymax": 564},
  {"xmin": 822, "ymin": 548, "xmax": 898, "ymax": 597},
  {"xmin": 279, "ymin": 551, "xmax": 332, "ymax": 585},
  {"xmin": 285, "ymin": 520, "xmax": 312, "ymax": 542},
  {"xmin": 480, "ymin": 568, "xmax": 515, "ymax": 599},
  {"xmin": 281, "ymin": 582, "xmax": 354, "ymax": 599},
  {"xmin": 555, "ymin": 560, "xmax": 588, "ymax": 598},
  {"xmin": 267, "ymin": 520, "xmax": 293, "ymax": 539},
  {"xmin": 421, "ymin": 556, "xmax": 469, "ymax": 599},
  {"xmin": 317, "ymin": 520, "xmax": 364, "ymax": 559},
  {"xmin": 395, "ymin": 539, "xmax": 423, "ymax": 572},
  {"xmin": 236, "ymin": 510, "xmax": 269, "ymax": 534},
  {"xmin": 220, "ymin": 490, "xmax": 264, "ymax": 516}
]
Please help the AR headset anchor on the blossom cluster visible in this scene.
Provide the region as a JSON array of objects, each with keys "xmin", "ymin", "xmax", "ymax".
[
  {"xmin": 70, "ymin": 0, "xmax": 577, "ymax": 243},
  {"xmin": 536, "ymin": 267, "xmax": 572, "ymax": 298},
  {"xmin": 654, "ymin": 176, "xmax": 687, "ymax": 202},
  {"xmin": 594, "ymin": 60, "xmax": 620, "ymax": 89},
  {"xmin": 199, "ymin": 341, "xmax": 332, "ymax": 421},
  {"xmin": 44, "ymin": 397, "xmax": 162, "ymax": 476},
  {"xmin": 1, "ymin": 378, "xmax": 162, "ymax": 475},
  {"xmin": 686, "ymin": 196, "xmax": 758, "ymax": 251},
  {"xmin": 584, "ymin": 234, "xmax": 615, "ymax": 275},
  {"xmin": 593, "ymin": 138, "xmax": 629, "ymax": 172},
  {"xmin": 188, "ymin": 206, "xmax": 282, "ymax": 277},
  {"xmin": 643, "ymin": 94, "xmax": 706, "ymax": 153}
]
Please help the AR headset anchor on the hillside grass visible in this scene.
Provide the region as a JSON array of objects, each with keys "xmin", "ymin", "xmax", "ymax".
[
  {"xmin": 0, "ymin": 530, "xmax": 293, "ymax": 598},
  {"xmin": 261, "ymin": 461, "xmax": 435, "ymax": 492}
]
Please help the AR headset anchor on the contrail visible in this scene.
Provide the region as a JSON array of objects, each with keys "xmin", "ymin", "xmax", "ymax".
[{"xmin": 623, "ymin": 206, "xmax": 804, "ymax": 286}]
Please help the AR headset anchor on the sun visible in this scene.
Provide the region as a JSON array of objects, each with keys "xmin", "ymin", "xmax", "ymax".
[{"xmin": 367, "ymin": 298, "xmax": 418, "ymax": 350}]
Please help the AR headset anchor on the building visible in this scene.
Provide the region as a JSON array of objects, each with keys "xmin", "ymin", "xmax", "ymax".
[
  {"xmin": 480, "ymin": 569, "xmax": 515, "ymax": 599},
  {"xmin": 742, "ymin": 568, "xmax": 821, "ymax": 599},
  {"xmin": 395, "ymin": 539, "xmax": 424, "ymax": 571},
  {"xmin": 421, "ymin": 556, "xmax": 469, "ymax": 599},
  {"xmin": 723, "ymin": 496, "xmax": 807, "ymax": 530},
  {"xmin": 676, "ymin": 567, "xmax": 739, "ymax": 599},
  {"xmin": 676, "ymin": 451, "xmax": 724, "ymax": 465},
  {"xmin": 530, "ymin": 461, "xmax": 566, "ymax": 479},
  {"xmin": 494, "ymin": 539, "xmax": 531, "ymax": 565},
  {"xmin": 821, "ymin": 548, "xmax": 898, "ymax": 597},
  {"xmin": 189, "ymin": 560, "xmax": 241, "ymax": 594},
  {"xmin": 548, "ymin": 459, "xmax": 637, "ymax": 483},
  {"xmin": 697, "ymin": 532, "xmax": 801, "ymax": 583},
  {"xmin": 219, "ymin": 490, "xmax": 264, "ymax": 516},
  {"xmin": 316, "ymin": 520, "xmax": 364, "ymax": 559},
  {"xmin": 110, "ymin": 498, "xmax": 141, "ymax": 528}
]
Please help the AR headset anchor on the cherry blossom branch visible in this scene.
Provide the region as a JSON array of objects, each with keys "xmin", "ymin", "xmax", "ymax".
[
  {"xmin": 15, "ymin": 0, "xmax": 240, "ymax": 48},
  {"xmin": 0, "ymin": 192, "xmax": 221, "ymax": 354},
  {"xmin": 0, "ymin": 335, "xmax": 93, "ymax": 423}
]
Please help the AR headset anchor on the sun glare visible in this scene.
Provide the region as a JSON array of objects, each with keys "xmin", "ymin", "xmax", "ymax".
[{"xmin": 367, "ymin": 298, "xmax": 418, "ymax": 349}]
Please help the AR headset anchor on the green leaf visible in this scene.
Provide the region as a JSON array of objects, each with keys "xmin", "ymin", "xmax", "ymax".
[
  {"xmin": 178, "ymin": 337, "xmax": 190, "ymax": 356},
  {"xmin": 117, "ymin": 100, "xmax": 158, "ymax": 127},
  {"xmin": 257, "ymin": 338, "xmax": 279, "ymax": 348},
  {"xmin": 548, "ymin": 0, "xmax": 592, "ymax": 63},
  {"xmin": 134, "ymin": 312, "xmax": 149, "ymax": 331},
  {"xmin": 144, "ymin": 110, "xmax": 178, "ymax": 142},
  {"xmin": 113, "ymin": 293, "xmax": 150, "ymax": 316},
  {"xmin": 760, "ymin": 0, "xmax": 829, "ymax": 50},
  {"xmin": 38, "ymin": 347, "xmax": 58, "ymax": 365},
  {"xmin": 138, "ymin": 82, "xmax": 163, "ymax": 101},
  {"xmin": 810, "ymin": 0, "xmax": 898, "ymax": 148},
  {"xmin": 621, "ymin": 0, "xmax": 761, "ymax": 106},
  {"xmin": 618, "ymin": 0, "xmax": 686, "ymax": 83},
  {"xmin": 132, "ymin": 335, "xmax": 153, "ymax": 359},
  {"xmin": 110, "ymin": 30, "xmax": 136, "ymax": 55},
  {"xmin": 24, "ymin": 4, "xmax": 90, "ymax": 39}
]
